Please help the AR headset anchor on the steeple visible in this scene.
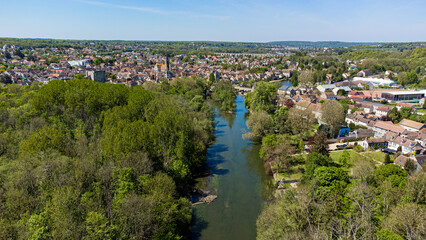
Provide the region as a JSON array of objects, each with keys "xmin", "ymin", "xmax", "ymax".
[{"xmin": 165, "ymin": 56, "xmax": 170, "ymax": 72}]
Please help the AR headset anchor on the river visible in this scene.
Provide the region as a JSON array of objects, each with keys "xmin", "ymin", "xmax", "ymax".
[{"xmin": 191, "ymin": 95, "xmax": 273, "ymax": 240}]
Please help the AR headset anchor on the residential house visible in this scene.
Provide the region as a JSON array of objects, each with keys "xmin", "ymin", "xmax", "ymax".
[
  {"xmin": 317, "ymin": 84, "xmax": 336, "ymax": 93},
  {"xmin": 398, "ymin": 119, "xmax": 425, "ymax": 132},
  {"xmin": 339, "ymin": 125, "xmax": 350, "ymax": 137},
  {"xmin": 342, "ymin": 73, "xmax": 350, "ymax": 79},
  {"xmin": 396, "ymin": 102, "xmax": 417, "ymax": 111},
  {"xmin": 349, "ymin": 91, "xmax": 364, "ymax": 97},
  {"xmin": 414, "ymin": 132, "xmax": 426, "ymax": 147},
  {"xmin": 352, "ymin": 80, "xmax": 374, "ymax": 90},
  {"xmin": 375, "ymin": 106, "xmax": 391, "ymax": 118},
  {"xmin": 345, "ymin": 112, "xmax": 377, "ymax": 129},
  {"xmin": 361, "ymin": 137, "xmax": 388, "ymax": 150},
  {"xmin": 360, "ymin": 103, "xmax": 374, "ymax": 114},
  {"xmin": 373, "ymin": 121, "xmax": 405, "ymax": 137},
  {"xmin": 277, "ymin": 84, "xmax": 291, "ymax": 95},
  {"xmin": 414, "ymin": 155, "xmax": 426, "ymax": 169},
  {"xmin": 394, "ymin": 155, "xmax": 423, "ymax": 170},
  {"xmin": 357, "ymin": 69, "xmax": 372, "ymax": 77},
  {"xmin": 321, "ymin": 92, "xmax": 337, "ymax": 100},
  {"xmin": 388, "ymin": 135, "xmax": 423, "ymax": 154},
  {"xmin": 309, "ymin": 103, "xmax": 322, "ymax": 122}
]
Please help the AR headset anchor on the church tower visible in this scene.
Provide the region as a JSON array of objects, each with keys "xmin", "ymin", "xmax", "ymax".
[{"xmin": 165, "ymin": 56, "xmax": 170, "ymax": 72}]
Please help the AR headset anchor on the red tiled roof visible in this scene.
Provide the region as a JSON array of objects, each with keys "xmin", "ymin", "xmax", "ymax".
[
  {"xmin": 377, "ymin": 106, "xmax": 390, "ymax": 111},
  {"xmin": 374, "ymin": 121, "xmax": 405, "ymax": 134}
]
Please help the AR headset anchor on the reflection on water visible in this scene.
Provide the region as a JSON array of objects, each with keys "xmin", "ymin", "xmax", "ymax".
[{"xmin": 191, "ymin": 95, "xmax": 273, "ymax": 240}]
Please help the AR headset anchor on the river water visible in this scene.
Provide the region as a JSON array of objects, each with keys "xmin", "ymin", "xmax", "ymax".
[{"xmin": 191, "ymin": 95, "xmax": 273, "ymax": 240}]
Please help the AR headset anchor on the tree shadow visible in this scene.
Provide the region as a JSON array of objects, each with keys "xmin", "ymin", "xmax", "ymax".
[
  {"xmin": 213, "ymin": 129, "xmax": 225, "ymax": 137},
  {"xmin": 189, "ymin": 209, "xmax": 209, "ymax": 240},
  {"xmin": 207, "ymin": 143, "xmax": 228, "ymax": 154},
  {"xmin": 218, "ymin": 111, "xmax": 235, "ymax": 129},
  {"xmin": 242, "ymin": 143, "xmax": 275, "ymax": 200},
  {"xmin": 206, "ymin": 144, "xmax": 229, "ymax": 176}
]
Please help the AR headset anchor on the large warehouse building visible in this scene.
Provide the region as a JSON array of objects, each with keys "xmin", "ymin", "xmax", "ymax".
[{"xmin": 381, "ymin": 91, "xmax": 426, "ymax": 102}]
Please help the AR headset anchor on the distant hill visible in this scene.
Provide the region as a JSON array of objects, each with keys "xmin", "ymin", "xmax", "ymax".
[{"xmin": 267, "ymin": 41, "xmax": 383, "ymax": 48}]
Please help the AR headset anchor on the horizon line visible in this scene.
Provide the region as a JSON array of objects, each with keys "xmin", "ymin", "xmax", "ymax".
[{"xmin": 1, "ymin": 36, "xmax": 425, "ymax": 44}]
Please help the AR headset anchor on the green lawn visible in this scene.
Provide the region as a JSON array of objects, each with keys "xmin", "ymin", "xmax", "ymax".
[
  {"xmin": 363, "ymin": 151, "xmax": 386, "ymax": 163},
  {"xmin": 416, "ymin": 108, "xmax": 426, "ymax": 113},
  {"xmin": 329, "ymin": 150, "xmax": 364, "ymax": 165},
  {"xmin": 276, "ymin": 165, "xmax": 304, "ymax": 181}
]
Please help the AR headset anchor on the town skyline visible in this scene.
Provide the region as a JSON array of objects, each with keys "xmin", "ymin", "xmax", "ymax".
[{"xmin": 1, "ymin": 0, "xmax": 426, "ymax": 42}]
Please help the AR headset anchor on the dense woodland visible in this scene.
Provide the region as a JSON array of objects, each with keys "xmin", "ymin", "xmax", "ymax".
[
  {"xmin": 0, "ymin": 77, "xmax": 214, "ymax": 239},
  {"xmin": 1, "ymin": 38, "xmax": 424, "ymax": 56}
]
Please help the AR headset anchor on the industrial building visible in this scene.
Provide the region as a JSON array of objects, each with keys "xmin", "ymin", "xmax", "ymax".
[{"xmin": 381, "ymin": 91, "xmax": 425, "ymax": 102}]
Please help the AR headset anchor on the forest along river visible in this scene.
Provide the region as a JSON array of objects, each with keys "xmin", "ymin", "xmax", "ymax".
[{"xmin": 191, "ymin": 95, "xmax": 273, "ymax": 240}]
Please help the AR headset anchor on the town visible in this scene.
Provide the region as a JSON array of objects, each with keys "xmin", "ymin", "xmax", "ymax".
[
  {"xmin": 1, "ymin": 40, "xmax": 426, "ymax": 172},
  {"xmin": 0, "ymin": 38, "xmax": 425, "ymax": 240}
]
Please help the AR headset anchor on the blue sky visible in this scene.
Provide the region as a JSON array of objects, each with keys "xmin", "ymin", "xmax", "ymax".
[{"xmin": 0, "ymin": 0, "xmax": 425, "ymax": 42}]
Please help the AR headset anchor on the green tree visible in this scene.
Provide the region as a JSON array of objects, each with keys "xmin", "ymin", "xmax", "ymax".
[
  {"xmin": 85, "ymin": 212, "xmax": 116, "ymax": 240},
  {"xmin": 404, "ymin": 72, "xmax": 419, "ymax": 85},
  {"xmin": 339, "ymin": 150, "xmax": 350, "ymax": 167},
  {"xmin": 209, "ymin": 73, "xmax": 215, "ymax": 83},
  {"xmin": 4, "ymin": 51, "xmax": 11, "ymax": 59},
  {"xmin": 309, "ymin": 131, "xmax": 329, "ymax": 156},
  {"xmin": 384, "ymin": 153, "xmax": 392, "ymax": 164},
  {"xmin": 14, "ymin": 49, "xmax": 25, "ymax": 58},
  {"xmin": 376, "ymin": 229, "xmax": 404, "ymax": 240},
  {"xmin": 399, "ymin": 107, "xmax": 412, "ymax": 119},
  {"xmin": 321, "ymin": 100, "xmax": 345, "ymax": 137},
  {"xmin": 93, "ymin": 57, "xmax": 103, "ymax": 65},
  {"xmin": 388, "ymin": 107, "xmax": 402, "ymax": 123},
  {"xmin": 212, "ymin": 80, "xmax": 236, "ymax": 112},
  {"xmin": 313, "ymin": 70, "xmax": 326, "ymax": 83},
  {"xmin": 274, "ymin": 106, "xmax": 289, "ymax": 134},
  {"xmin": 404, "ymin": 159, "xmax": 417, "ymax": 175},
  {"xmin": 0, "ymin": 74, "xmax": 12, "ymax": 84},
  {"xmin": 385, "ymin": 203, "xmax": 426, "ymax": 240},
  {"xmin": 304, "ymin": 152, "xmax": 332, "ymax": 180},
  {"xmin": 298, "ymin": 70, "xmax": 314, "ymax": 87},
  {"xmin": 244, "ymin": 110, "xmax": 274, "ymax": 142},
  {"xmin": 287, "ymin": 107, "xmax": 314, "ymax": 137},
  {"xmin": 248, "ymin": 81, "xmax": 277, "ymax": 112},
  {"xmin": 298, "ymin": 139, "xmax": 305, "ymax": 153},
  {"xmin": 336, "ymin": 89, "xmax": 346, "ymax": 96},
  {"xmin": 313, "ymin": 166, "xmax": 350, "ymax": 199}
]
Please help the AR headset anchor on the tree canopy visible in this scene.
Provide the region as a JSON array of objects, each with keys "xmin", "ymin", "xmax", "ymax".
[{"xmin": 0, "ymin": 78, "xmax": 213, "ymax": 239}]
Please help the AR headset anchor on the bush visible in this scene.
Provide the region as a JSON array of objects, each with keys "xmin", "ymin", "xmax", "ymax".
[{"xmin": 353, "ymin": 145, "xmax": 364, "ymax": 152}]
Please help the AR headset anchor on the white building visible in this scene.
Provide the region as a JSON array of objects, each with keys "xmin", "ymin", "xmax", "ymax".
[
  {"xmin": 332, "ymin": 86, "xmax": 352, "ymax": 95},
  {"xmin": 317, "ymin": 84, "xmax": 336, "ymax": 93},
  {"xmin": 68, "ymin": 59, "xmax": 90, "ymax": 67},
  {"xmin": 353, "ymin": 77, "xmax": 397, "ymax": 87}
]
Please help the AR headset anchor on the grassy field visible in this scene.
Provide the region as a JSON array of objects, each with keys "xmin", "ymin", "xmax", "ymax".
[
  {"xmin": 275, "ymin": 164, "xmax": 305, "ymax": 181},
  {"xmin": 363, "ymin": 151, "xmax": 387, "ymax": 163},
  {"xmin": 330, "ymin": 149, "xmax": 385, "ymax": 166},
  {"xmin": 329, "ymin": 150, "xmax": 365, "ymax": 165},
  {"xmin": 279, "ymin": 150, "xmax": 385, "ymax": 180}
]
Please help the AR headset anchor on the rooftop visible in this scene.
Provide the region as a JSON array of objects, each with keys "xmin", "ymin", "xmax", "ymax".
[
  {"xmin": 398, "ymin": 119, "xmax": 425, "ymax": 130},
  {"xmin": 383, "ymin": 90, "xmax": 426, "ymax": 95}
]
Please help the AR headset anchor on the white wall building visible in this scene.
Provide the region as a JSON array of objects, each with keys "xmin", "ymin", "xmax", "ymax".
[{"xmin": 353, "ymin": 77, "xmax": 396, "ymax": 87}]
